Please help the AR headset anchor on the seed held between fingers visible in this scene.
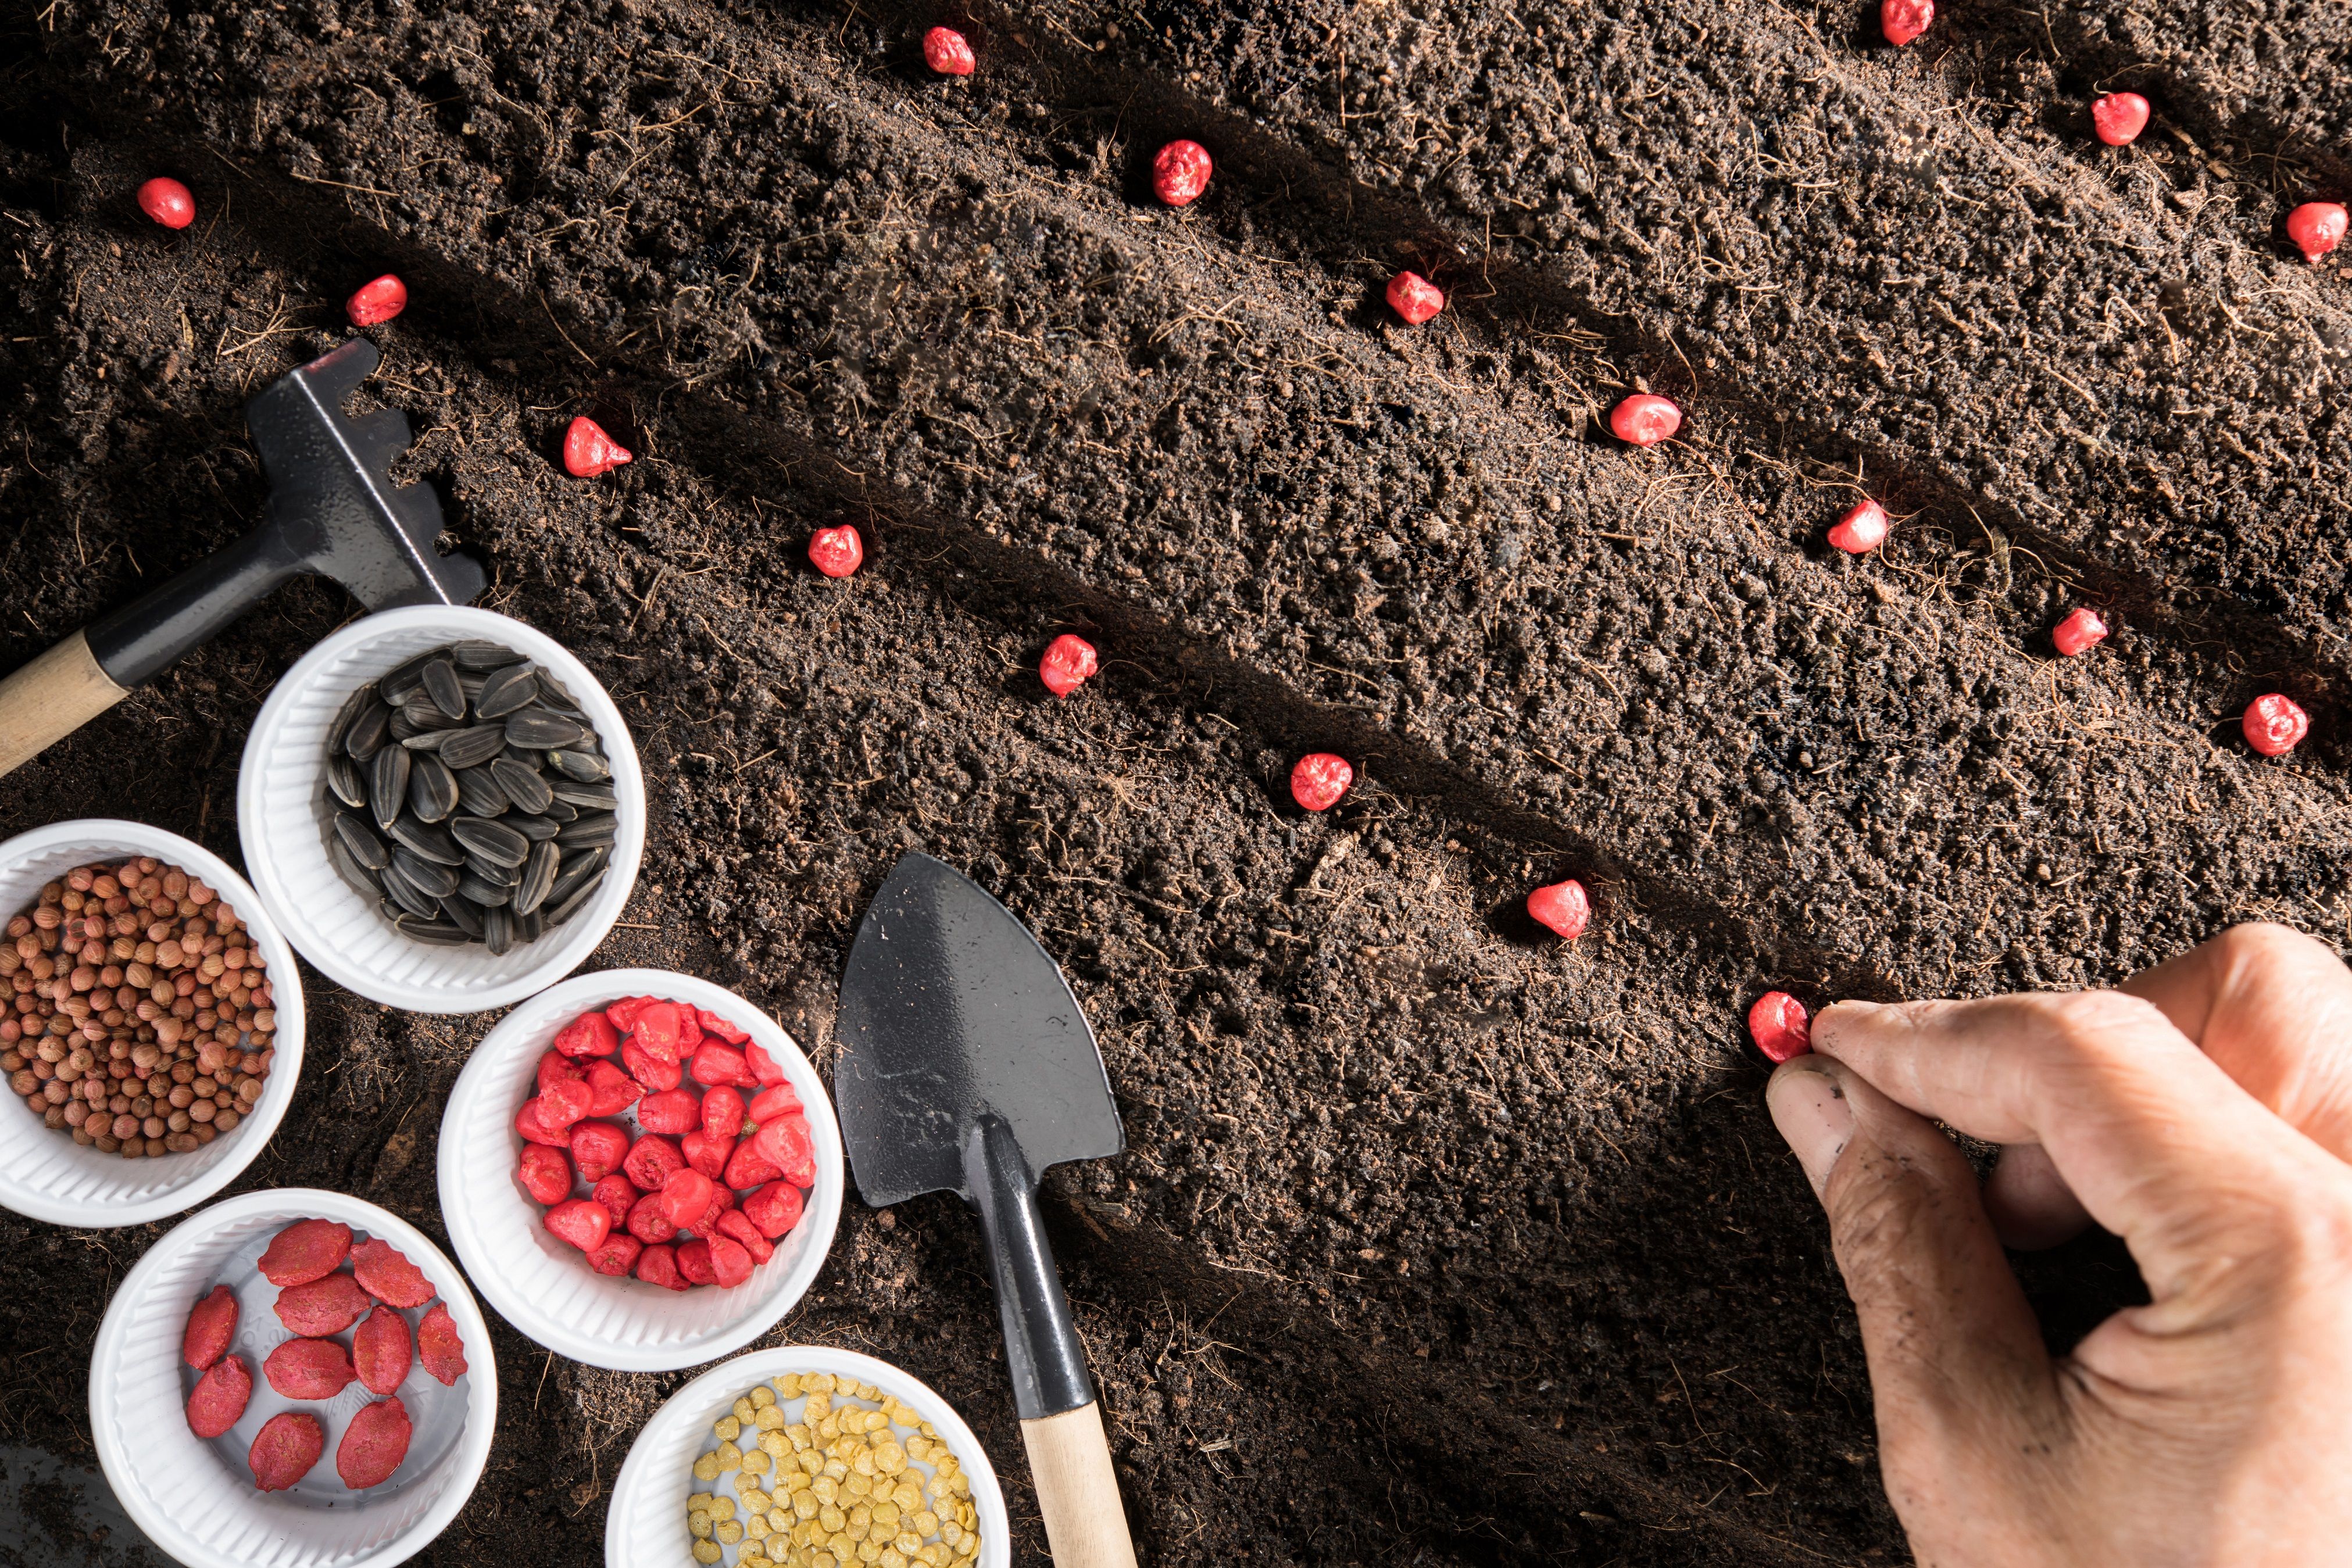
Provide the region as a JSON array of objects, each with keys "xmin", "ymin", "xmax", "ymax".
[
  {"xmin": 1749, "ymin": 991, "xmax": 1812, "ymax": 1062},
  {"xmin": 346, "ymin": 274, "xmax": 408, "ymax": 327}
]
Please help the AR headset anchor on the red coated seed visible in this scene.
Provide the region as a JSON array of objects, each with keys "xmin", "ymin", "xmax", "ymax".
[
  {"xmin": 751, "ymin": 1115, "xmax": 818, "ymax": 1187},
  {"xmin": 2092, "ymin": 92, "xmax": 2150, "ymax": 146},
  {"xmin": 745, "ymin": 1180, "xmax": 805, "ymax": 1238},
  {"xmin": 187, "ymin": 1355, "xmax": 253, "ymax": 1438},
  {"xmin": 2287, "ymin": 202, "xmax": 2348, "ymax": 264},
  {"xmin": 1152, "ymin": 139, "xmax": 1213, "ymax": 207},
  {"xmin": 748, "ymin": 1083, "xmax": 803, "ymax": 1122},
  {"xmin": 264, "ymin": 1336, "xmax": 357, "ymax": 1401},
  {"xmin": 1882, "ymin": 0, "xmax": 1933, "ymax": 46},
  {"xmin": 335, "ymin": 1396, "xmax": 413, "ymax": 1490},
  {"xmin": 1527, "ymin": 880, "xmax": 1590, "ymax": 940},
  {"xmin": 809, "ymin": 524, "xmax": 864, "ymax": 578},
  {"xmin": 137, "ymin": 177, "xmax": 196, "ymax": 230},
  {"xmin": 353, "ymin": 1305, "xmax": 412, "ymax": 1396},
  {"xmin": 259, "ymin": 1218, "xmax": 353, "ymax": 1287},
  {"xmin": 544, "ymin": 1196, "xmax": 612, "ymax": 1252},
  {"xmin": 637, "ymin": 1242, "xmax": 688, "ymax": 1291},
  {"xmin": 587, "ymin": 1233, "xmax": 643, "ymax": 1276},
  {"xmin": 345, "ymin": 274, "xmax": 408, "ymax": 328},
  {"xmin": 741, "ymin": 1037, "xmax": 787, "ymax": 1084},
  {"xmin": 592, "ymin": 1172, "xmax": 637, "ymax": 1231},
  {"xmin": 276, "ymin": 1272, "xmax": 373, "ymax": 1337},
  {"xmin": 2244, "ymin": 693, "xmax": 2310, "ymax": 757},
  {"xmin": 1608, "ymin": 393, "xmax": 1681, "ymax": 447},
  {"xmin": 725, "ymin": 1136, "xmax": 784, "ymax": 1190},
  {"xmin": 417, "ymin": 1303, "xmax": 467, "ymax": 1384},
  {"xmin": 1039, "ymin": 634, "xmax": 1099, "ymax": 697},
  {"xmin": 923, "ymin": 25, "xmax": 975, "ymax": 74},
  {"xmin": 1827, "ymin": 499, "xmax": 1889, "ymax": 554},
  {"xmin": 249, "ymin": 1411, "xmax": 325, "ymax": 1492},
  {"xmin": 351, "ymin": 1237, "xmax": 435, "ymax": 1308},
  {"xmin": 562, "ymin": 416, "xmax": 631, "ymax": 478},
  {"xmin": 570, "ymin": 1119, "xmax": 631, "ymax": 1182},
  {"xmin": 183, "ymin": 1283, "xmax": 238, "ymax": 1369},
  {"xmin": 1385, "ymin": 270, "xmax": 1445, "ymax": 325},
  {"xmin": 707, "ymin": 1233, "xmax": 755, "ymax": 1288},
  {"xmin": 2051, "ymin": 607, "xmax": 2108, "ymax": 657},
  {"xmin": 1748, "ymin": 992, "xmax": 1812, "ymax": 1062},
  {"xmin": 519, "ymin": 1144, "xmax": 571, "ymax": 1205},
  {"xmin": 1290, "ymin": 753, "xmax": 1353, "ymax": 812},
  {"xmin": 659, "ymin": 1166, "xmax": 716, "ymax": 1227}
]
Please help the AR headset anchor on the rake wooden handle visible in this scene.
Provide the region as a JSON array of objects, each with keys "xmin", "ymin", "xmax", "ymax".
[
  {"xmin": 1020, "ymin": 1401, "xmax": 1137, "ymax": 1567},
  {"xmin": 0, "ymin": 630, "xmax": 130, "ymax": 779}
]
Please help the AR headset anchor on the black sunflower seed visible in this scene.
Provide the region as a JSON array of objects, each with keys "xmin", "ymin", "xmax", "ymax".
[
  {"xmin": 327, "ymin": 835, "xmax": 377, "ymax": 893},
  {"xmin": 504, "ymin": 708, "xmax": 590, "ymax": 749},
  {"xmin": 437, "ymin": 725, "xmax": 509, "ymax": 771},
  {"xmin": 509, "ymin": 812, "xmax": 560, "ymax": 842},
  {"xmin": 438, "ymin": 895, "xmax": 485, "ymax": 937},
  {"xmin": 391, "ymin": 847, "xmax": 460, "ymax": 899},
  {"xmin": 451, "ymin": 640, "xmax": 513, "ymax": 671},
  {"xmin": 555, "ymin": 811, "xmax": 618, "ymax": 849},
  {"xmin": 327, "ymin": 753, "xmax": 367, "ymax": 810},
  {"xmin": 399, "ymin": 693, "xmax": 462, "ymax": 732},
  {"xmin": 395, "ymin": 917, "xmax": 473, "ymax": 946},
  {"xmin": 377, "ymin": 649, "xmax": 440, "ymax": 703},
  {"xmin": 549, "ymin": 782, "xmax": 619, "ymax": 811},
  {"xmin": 451, "ymin": 815, "xmax": 530, "ymax": 867},
  {"xmin": 482, "ymin": 904, "xmax": 518, "ymax": 956},
  {"xmin": 380, "ymin": 860, "xmax": 440, "ymax": 919},
  {"xmin": 546, "ymin": 748, "xmax": 610, "ymax": 783},
  {"xmin": 333, "ymin": 812, "xmax": 391, "ymax": 871},
  {"xmin": 388, "ymin": 709, "xmax": 422, "ymax": 742},
  {"xmin": 534, "ymin": 673, "xmax": 584, "ymax": 713},
  {"xmin": 385, "ymin": 816, "xmax": 463, "ymax": 866},
  {"xmin": 546, "ymin": 868, "xmax": 605, "ymax": 924},
  {"xmin": 455, "ymin": 871, "xmax": 513, "ymax": 907},
  {"xmin": 342, "ymin": 697, "xmax": 393, "ymax": 761},
  {"xmin": 463, "ymin": 853, "xmax": 520, "ymax": 887},
  {"xmin": 557, "ymin": 846, "xmax": 610, "ymax": 880},
  {"xmin": 399, "ymin": 729, "xmax": 453, "ymax": 752},
  {"xmin": 420, "ymin": 657, "xmax": 466, "ymax": 719},
  {"xmin": 474, "ymin": 664, "xmax": 541, "ymax": 719},
  {"xmin": 330, "ymin": 685, "xmax": 381, "ymax": 753},
  {"xmin": 512, "ymin": 839, "xmax": 560, "ymax": 915},
  {"xmin": 369, "ymin": 745, "xmax": 412, "ymax": 830},
  {"xmin": 453, "ymin": 767, "xmax": 510, "ymax": 818},
  {"xmin": 516, "ymin": 907, "xmax": 545, "ymax": 942},
  {"xmin": 408, "ymin": 753, "xmax": 459, "ymax": 822},
  {"xmin": 543, "ymin": 797, "xmax": 578, "ymax": 823},
  {"xmin": 489, "ymin": 756, "xmax": 554, "ymax": 814}
]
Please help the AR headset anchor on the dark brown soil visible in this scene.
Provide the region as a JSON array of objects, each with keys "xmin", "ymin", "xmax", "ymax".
[{"xmin": 0, "ymin": 0, "xmax": 2342, "ymax": 1561}]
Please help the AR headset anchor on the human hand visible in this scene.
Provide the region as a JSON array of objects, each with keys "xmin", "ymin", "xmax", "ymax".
[{"xmin": 1765, "ymin": 923, "xmax": 2352, "ymax": 1567}]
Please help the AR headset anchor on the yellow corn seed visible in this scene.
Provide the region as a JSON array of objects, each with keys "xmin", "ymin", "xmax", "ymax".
[
  {"xmin": 693, "ymin": 1454, "xmax": 722, "ymax": 1483},
  {"xmin": 716, "ymin": 1415, "xmax": 743, "ymax": 1443},
  {"xmin": 716, "ymin": 1521, "xmax": 745, "ymax": 1545},
  {"xmin": 692, "ymin": 1541, "xmax": 722, "ymax": 1565}
]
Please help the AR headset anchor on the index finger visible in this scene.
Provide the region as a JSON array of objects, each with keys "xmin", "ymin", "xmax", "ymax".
[{"xmin": 1813, "ymin": 990, "xmax": 2312, "ymax": 1300}]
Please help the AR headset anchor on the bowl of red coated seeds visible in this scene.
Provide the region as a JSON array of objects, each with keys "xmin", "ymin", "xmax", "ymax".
[
  {"xmin": 0, "ymin": 819, "xmax": 304, "ymax": 1229},
  {"xmin": 237, "ymin": 606, "xmax": 645, "ymax": 1014},
  {"xmin": 89, "ymin": 1188, "xmax": 497, "ymax": 1568},
  {"xmin": 437, "ymin": 969, "xmax": 843, "ymax": 1372}
]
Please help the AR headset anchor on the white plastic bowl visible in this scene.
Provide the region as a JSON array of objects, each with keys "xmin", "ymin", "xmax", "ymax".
[
  {"xmin": 90, "ymin": 1188, "xmax": 499, "ymax": 1568},
  {"xmin": 0, "ymin": 818, "xmax": 306, "ymax": 1228},
  {"xmin": 437, "ymin": 969, "xmax": 844, "ymax": 1372},
  {"xmin": 605, "ymin": 1344, "xmax": 1010, "ymax": 1568},
  {"xmin": 236, "ymin": 605, "xmax": 645, "ymax": 1015}
]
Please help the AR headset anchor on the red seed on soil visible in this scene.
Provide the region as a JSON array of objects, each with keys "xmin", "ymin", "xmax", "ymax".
[
  {"xmin": 137, "ymin": 177, "xmax": 196, "ymax": 230},
  {"xmin": 1385, "ymin": 271, "xmax": 1445, "ymax": 325},
  {"xmin": 259, "ymin": 1218, "xmax": 352, "ymax": 1287},
  {"xmin": 187, "ymin": 1354, "xmax": 253, "ymax": 1439},
  {"xmin": 1289, "ymin": 753, "xmax": 1353, "ymax": 812},
  {"xmin": 587, "ymin": 1233, "xmax": 644, "ymax": 1276},
  {"xmin": 249, "ymin": 1411, "xmax": 326, "ymax": 1491},
  {"xmin": 183, "ymin": 1283, "xmax": 238, "ymax": 1369},
  {"xmin": 745, "ymin": 1180, "xmax": 806, "ymax": 1238},
  {"xmin": 1748, "ymin": 992, "xmax": 1812, "ymax": 1062},
  {"xmin": 561, "ymin": 416, "xmax": 632, "ymax": 478},
  {"xmin": 2092, "ymin": 92, "xmax": 2150, "ymax": 146},
  {"xmin": 1827, "ymin": 499, "xmax": 1889, "ymax": 554},
  {"xmin": 417, "ymin": 1303, "xmax": 467, "ymax": 1385},
  {"xmin": 345, "ymin": 274, "xmax": 408, "ymax": 328},
  {"xmin": 276, "ymin": 1272, "xmax": 373, "ymax": 1337},
  {"xmin": 264, "ymin": 1336, "xmax": 358, "ymax": 1401},
  {"xmin": 553, "ymin": 1009, "xmax": 621, "ymax": 1057},
  {"xmin": 809, "ymin": 524, "xmax": 864, "ymax": 578},
  {"xmin": 571, "ymin": 1119, "xmax": 631, "ymax": 1182},
  {"xmin": 2287, "ymin": 202, "xmax": 2348, "ymax": 263},
  {"xmin": 1039, "ymin": 633, "xmax": 1099, "ymax": 697},
  {"xmin": 1527, "ymin": 880, "xmax": 1591, "ymax": 940},
  {"xmin": 2051, "ymin": 607, "xmax": 2108, "ymax": 657},
  {"xmin": 1152, "ymin": 139, "xmax": 1213, "ymax": 207},
  {"xmin": 351, "ymin": 1238, "xmax": 435, "ymax": 1308},
  {"xmin": 1881, "ymin": 0, "xmax": 1933, "ymax": 46},
  {"xmin": 354, "ymin": 1305, "xmax": 413, "ymax": 1396},
  {"xmin": 544, "ymin": 1196, "xmax": 612, "ymax": 1252},
  {"xmin": 636, "ymin": 1241, "xmax": 688, "ymax": 1291},
  {"xmin": 2244, "ymin": 693, "xmax": 2310, "ymax": 756},
  {"xmin": 923, "ymin": 25, "xmax": 975, "ymax": 74},
  {"xmin": 336, "ymin": 1396, "xmax": 413, "ymax": 1491},
  {"xmin": 1608, "ymin": 393, "xmax": 1681, "ymax": 447}
]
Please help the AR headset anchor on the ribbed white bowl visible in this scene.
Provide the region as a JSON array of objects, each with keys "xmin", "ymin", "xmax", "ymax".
[
  {"xmin": 90, "ymin": 1188, "xmax": 498, "ymax": 1568},
  {"xmin": 0, "ymin": 819, "xmax": 306, "ymax": 1228},
  {"xmin": 437, "ymin": 970, "xmax": 843, "ymax": 1372},
  {"xmin": 236, "ymin": 606, "xmax": 645, "ymax": 1014},
  {"xmin": 605, "ymin": 1345, "xmax": 1010, "ymax": 1568}
]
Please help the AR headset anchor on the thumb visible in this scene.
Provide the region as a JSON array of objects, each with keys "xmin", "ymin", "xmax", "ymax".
[{"xmin": 1767, "ymin": 1056, "xmax": 2063, "ymax": 1528}]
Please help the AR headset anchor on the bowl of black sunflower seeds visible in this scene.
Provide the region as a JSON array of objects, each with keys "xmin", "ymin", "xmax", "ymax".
[{"xmin": 237, "ymin": 608, "xmax": 646, "ymax": 1014}]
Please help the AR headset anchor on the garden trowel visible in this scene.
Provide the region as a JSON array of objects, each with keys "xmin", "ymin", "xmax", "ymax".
[
  {"xmin": 835, "ymin": 851, "xmax": 1138, "ymax": 1567},
  {"xmin": 0, "ymin": 336, "xmax": 483, "ymax": 777}
]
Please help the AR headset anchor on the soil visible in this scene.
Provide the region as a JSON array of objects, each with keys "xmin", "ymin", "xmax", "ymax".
[{"xmin": 0, "ymin": 0, "xmax": 2342, "ymax": 1561}]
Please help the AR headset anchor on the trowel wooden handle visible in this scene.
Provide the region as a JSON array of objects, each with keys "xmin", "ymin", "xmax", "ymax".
[
  {"xmin": 1020, "ymin": 1401, "xmax": 1137, "ymax": 1567},
  {"xmin": 0, "ymin": 630, "xmax": 130, "ymax": 779}
]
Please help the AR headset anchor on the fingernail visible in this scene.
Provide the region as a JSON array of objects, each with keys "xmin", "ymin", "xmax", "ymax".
[{"xmin": 1766, "ymin": 1064, "xmax": 1853, "ymax": 1194}]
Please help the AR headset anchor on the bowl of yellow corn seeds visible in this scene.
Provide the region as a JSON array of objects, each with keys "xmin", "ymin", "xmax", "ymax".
[{"xmin": 603, "ymin": 1345, "xmax": 1007, "ymax": 1568}]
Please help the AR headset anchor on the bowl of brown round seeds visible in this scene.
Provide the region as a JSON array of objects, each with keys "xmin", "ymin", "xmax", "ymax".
[{"xmin": 238, "ymin": 607, "xmax": 645, "ymax": 1014}]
